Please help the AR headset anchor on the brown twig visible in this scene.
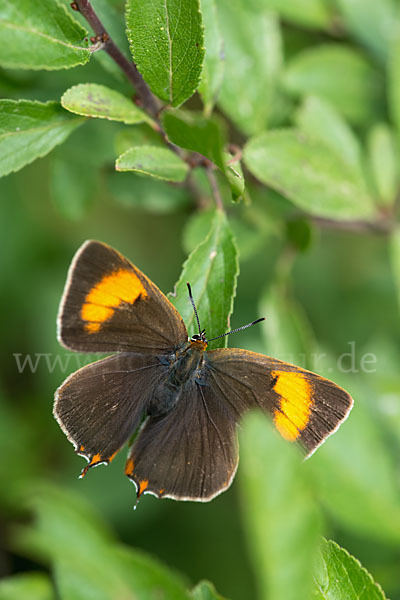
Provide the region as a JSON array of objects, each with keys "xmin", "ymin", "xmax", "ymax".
[
  {"xmin": 310, "ymin": 215, "xmax": 394, "ymax": 235},
  {"xmin": 71, "ymin": 0, "xmax": 229, "ymax": 209},
  {"xmin": 73, "ymin": 0, "xmax": 160, "ymax": 117}
]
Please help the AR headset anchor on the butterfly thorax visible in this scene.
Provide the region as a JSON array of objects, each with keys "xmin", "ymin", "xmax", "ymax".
[
  {"xmin": 148, "ymin": 340, "xmax": 208, "ymax": 418},
  {"xmin": 169, "ymin": 338, "xmax": 208, "ymax": 387}
]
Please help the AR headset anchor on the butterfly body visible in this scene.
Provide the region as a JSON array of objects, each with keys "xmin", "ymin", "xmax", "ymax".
[{"xmin": 54, "ymin": 240, "xmax": 353, "ymax": 502}]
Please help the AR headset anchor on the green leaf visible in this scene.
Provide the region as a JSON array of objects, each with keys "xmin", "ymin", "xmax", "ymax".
[
  {"xmin": 182, "ymin": 208, "xmax": 266, "ymax": 261},
  {"xmin": 115, "ymin": 145, "xmax": 189, "ymax": 182},
  {"xmin": 0, "ymin": 100, "xmax": 84, "ymax": 178},
  {"xmin": 13, "ymin": 483, "xmax": 191, "ymax": 600},
  {"xmin": 390, "ymin": 228, "xmax": 400, "ymax": 313},
  {"xmin": 191, "ymin": 580, "xmax": 227, "ymax": 600},
  {"xmin": 334, "ymin": 0, "xmax": 396, "ymax": 64},
  {"xmin": 0, "ymin": 0, "xmax": 90, "ymax": 70},
  {"xmin": 61, "ymin": 84, "xmax": 151, "ymax": 125},
  {"xmin": 295, "ymin": 96, "xmax": 364, "ymax": 175},
  {"xmin": 125, "ymin": 0, "xmax": 204, "ymax": 107},
  {"xmin": 315, "ymin": 539, "xmax": 387, "ymax": 599},
  {"xmin": 367, "ymin": 124, "xmax": 398, "ymax": 207},
  {"xmin": 50, "ymin": 157, "xmax": 94, "ymax": 220},
  {"xmin": 239, "ymin": 412, "xmax": 322, "ymax": 600},
  {"xmin": 225, "ymin": 153, "xmax": 245, "ymax": 202},
  {"xmin": 244, "ymin": 129, "xmax": 375, "ymax": 219},
  {"xmin": 388, "ymin": 24, "xmax": 400, "ymax": 143},
  {"xmin": 0, "ymin": 572, "xmax": 54, "ymax": 600},
  {"xmin": 170, "ymin": 209, "xmax": 239, "ymax": 349},
  {"xmin": 247, "ymin": 0, "xmax": 333, "ymax": 29},
  {"xmin": 61, "ymin": 0, "xmax": 131, "ymax": 82},
  {"xmin": 283, "ymin": 44, "xmax": 381, "ymax": 125},
  {"xmin": 198, "ymin": 0, "xmax": 224, "ymax": 115},
  {"xmin": 217, "ymin": 0, "xmax": 282, "ymax": 135},
  {"xmin": 162, "ymin": 109, "xmax": 244, "ymax": 200},
  {"xmin": 162, "ymin": 109, "xmax": 225, "ymax": 170}
]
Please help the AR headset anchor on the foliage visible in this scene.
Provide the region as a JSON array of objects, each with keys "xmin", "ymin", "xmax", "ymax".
[{"xmin": 1, "ymin": 0, "xmax": 400, "ymax": 598}]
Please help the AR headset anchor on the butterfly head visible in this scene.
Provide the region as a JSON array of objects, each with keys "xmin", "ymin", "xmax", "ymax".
[{"xmin": 189, "ymin": 329, "xmax": 208, "ymax": 350}]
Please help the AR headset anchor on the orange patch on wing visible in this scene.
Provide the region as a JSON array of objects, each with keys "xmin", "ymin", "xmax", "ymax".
[
  {"xmin": 138, "ymin": 480, "xmax": 149, "ymax": 496},
  {"xmin": 90, "ymin": 453, "xmax": 102, "ymax": 465},
  {"xmin": 81, "ymin": 269, "xmax": 147, "ymax": 333},
  {"xmin": 80, "ymin": 452, "xmax": 103, "ymax": 478},
  {"xmin": 108, "ymin": 450, "xmax": 119, "ymax": 463},
  {"xmin": 125, "ymin": 457, "xmax": 134, "ymax": 476},
  {"xmin": 272, "ymin": 371, "xmax": 312, "ymax": 441}
]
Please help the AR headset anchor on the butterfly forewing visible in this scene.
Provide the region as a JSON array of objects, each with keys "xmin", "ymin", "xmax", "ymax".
[
  {"xmin": 58, "ymin": 240, "xmax": 187, "ymax": 353},
  {"xmin": 207, "ymin": 348, "xmax": 353, "ymax": 457}
]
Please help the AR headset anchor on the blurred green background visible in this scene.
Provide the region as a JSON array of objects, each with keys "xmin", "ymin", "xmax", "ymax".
[{"xmin": 1, "ymin": 0, "xmax": 400, "ymax": 598}]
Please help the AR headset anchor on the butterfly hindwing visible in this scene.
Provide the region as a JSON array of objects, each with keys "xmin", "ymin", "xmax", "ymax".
[
  {"xmin": 58, "ymin": 240, "xmax": 187, "ymax": 353},
  {"xmin": 207, "ymin": 348, "xmax": 353, "ymax": 457},
  {"xmin": 125, "ymin": 379, "xmax": 239, "ymax": 501},
  {"xmin": 54, "ymin": 353, "xmax": 166, "ymax": 476}
]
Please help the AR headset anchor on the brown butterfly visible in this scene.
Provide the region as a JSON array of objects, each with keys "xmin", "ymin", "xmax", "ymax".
[{"xmin": 54, "ymin": 240, "xmax": 353, "ymax": 502}]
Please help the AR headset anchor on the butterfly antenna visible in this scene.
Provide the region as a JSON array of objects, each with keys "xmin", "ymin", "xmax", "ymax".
[
  {"xmin": 187, "ymin": 283, "xmax": 202, "ymax": 336},
  {"xmin": 207, "ymin": 318, "xmax": 265, "ymax": 343}
]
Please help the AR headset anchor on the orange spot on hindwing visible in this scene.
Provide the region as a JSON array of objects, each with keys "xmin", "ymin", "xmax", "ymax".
[
  {"xmin": 125, "ymin": 457, "xmax": 134, "ymax": 476},
  {"xmin": 138, "ymin": 480, "xmax": 148, "ymax": 496},
  {"xmin": 79, "ymin": 452, "xmax": 103, "ymax": 478},
  {"xmin": 272, "ymin": 371, "xmax": 312, "ymax": 441},
  {"xmin": 81, "ymin": 269, "xmax": 147, "ymax": 333}
]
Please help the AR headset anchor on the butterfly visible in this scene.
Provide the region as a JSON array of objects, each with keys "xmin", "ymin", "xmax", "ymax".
[{"xmin": 54, "ymin": 240, "xmax": 353, "ymax": 502}]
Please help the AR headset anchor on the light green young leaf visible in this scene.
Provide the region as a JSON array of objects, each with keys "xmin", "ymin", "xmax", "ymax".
[
  {"xmin": 284, "ymin": 44, "xmax": 380, "ymax": 125},
  {"xmin": 0, "ymin": 100, "xmax": 84, "ymax": 178},
  {"xmin": 198, "ymin": 0, "xmax": 224, "ymax": 115},
  {"xmin": 0, "ymin": 0, "xmax": 90, "ymax": 70},
  {"xmin": 315, "ymin": 539, "xmax": 387, "ymax": 599},
  {"xmin": 295, "ymin": 96, "xmax": 363, "ymax": 175},
  {"xmin": 225, "ymin": 157, "xmax": 245, "ymax": 202},
  {"xmin": 239, "ymin": 412, "xmax": 322, "ymax": 600},
  {"xmin": 217, "ymin": 0, "xmax": 282, "ymax": 135},
  {"xmin": 170, "ymin": 209, "xmax": 239, "ymax": 349},
  {"xmin": 191, "ymin": 580, "xmax": 227, "ymax": 600},
  {"xmin": 367, "ymin": 124, "xmax": 398, "ymax": 207},
  {"xmin": 115, "ymin": 145, "xmax": 189, "ymax": 182},
  {"xmin": 244, "ymin": 129, "xmax": 375, "ymax": 219},
  {"xmin": 334, "ymin": 0, "xmax": 396, "ymax": 64},
  {"xmin": 125, "ymin": 0, "xmax": 204, "ymax": 107},
  {"xmin": 163, "ymin": 109, "xmax": 225, "ymax": 170},
  {"xmin": 0, "ymin": 572, "xmax": 54, "ymax": 600},
  {"xmin": 247, "ymin": 0, "xmax": 333, "ymax": 29},
  {"xmin": 61, "ymin": 84, "xmax": 151, "ymax": 125}
]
